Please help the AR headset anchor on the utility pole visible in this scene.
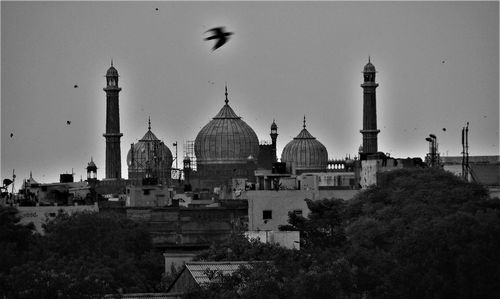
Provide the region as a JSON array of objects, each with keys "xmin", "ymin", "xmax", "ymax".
[{"xmin": 462, "ymin": 122, "xmax": 470, "ymax": 181}]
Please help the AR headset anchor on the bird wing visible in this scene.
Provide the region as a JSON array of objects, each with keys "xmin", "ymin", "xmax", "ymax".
[{"xmin": 212, "ymin": 37, "xmax": 227, "ymax": 50}]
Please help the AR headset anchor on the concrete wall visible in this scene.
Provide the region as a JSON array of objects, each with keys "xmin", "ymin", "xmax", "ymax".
[
  {"xmin": 246, "ymin": 190, "xmax": 359, "ymax": 231},
  {"xmin": 245, "ymin": 230, "xmax": 300, "ymax": 250},
  {"xmin": 17, "ymin": 204, "xmax": 99, "ymax": 233},
  {"xmin": 126, "ymin": 206, "xmax": 248, "ymax": 247},
  {"xmin": 126, "ymin": 185, "xmax": 172, "ymax": 207}
]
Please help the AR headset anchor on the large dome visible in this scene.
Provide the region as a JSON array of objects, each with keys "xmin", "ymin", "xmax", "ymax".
[
  {"xmin": 195, "ymin": 88, "xmax": 259, "ymax": 165},
  {"xmin": 127, "ymin": 122, "xmax": 173, "ymax": 181},
  {"xmin": 281, "ymin": 118, "xmax": 328, "ymax": 172}
]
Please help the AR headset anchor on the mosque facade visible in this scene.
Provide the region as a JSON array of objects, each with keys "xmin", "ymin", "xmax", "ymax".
[{"xmin": 101, "ymin": 60, "xmax": 383, "ymax": 193}]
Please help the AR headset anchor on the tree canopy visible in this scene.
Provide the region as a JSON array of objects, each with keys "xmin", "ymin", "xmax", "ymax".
[
  {"xmin": 193, "ymin": 168, "xmax": 500, "ymax": 298},
  {"xmin": 0, "ymin": 210, "xmax": 164, "ymax": 298}
]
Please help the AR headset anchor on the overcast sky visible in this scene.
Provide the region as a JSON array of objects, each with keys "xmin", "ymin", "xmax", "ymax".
[{"xmin": 2, "ymin": 1, "xmax": 498, "ymax": 186}]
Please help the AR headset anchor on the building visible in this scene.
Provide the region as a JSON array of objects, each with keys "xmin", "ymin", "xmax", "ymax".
[
  {"xmin": 103, "ymin": 61, "xmax": 123, "ymax": 180},
  {"xmin": 191, "ymin": 86, "xmax": 274, "ymax": 192},
  {"xmin": 246, "ymin": 189, "xmax": 359, "ymax": 231},
  {"xmin": 167, "ymin": 261, "xmax": 253, "ymax": 296},
  {"xmin": 17, "ymin": 204, "xmax": 99, "ymax": 233},
  {"xmin": 124, "ymin": 202, "xmax": 248, "ymax": 249},
  {"xmin": 127, "ymin": 118, "xmax": 173, "ymax": 186},
  {"xmin": 281, "ymin": 116, "xmax": 329, "ymax": 175},
  {"xmin": 442, "ymin": 155, "xmax": 500, "ymax": 198},
  {"xmin": 359, "ymin": 56, "xmax": 380, "ymax": 160}
]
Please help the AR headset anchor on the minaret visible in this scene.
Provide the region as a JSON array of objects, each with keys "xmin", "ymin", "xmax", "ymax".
[
  {"xmin": 360, "ymin": 57, "xmax": 380, "ymax": 158},
  {"xmin": 86, "ymin": 157, "xmax": 98, "ymax": 181},
  {"xmin": 270, "ymin": 120, "xmax": 278, "ymax": 162},
  {"xmin": 103, "ymin": 60, "xmax": 123, "ymax": 179}
]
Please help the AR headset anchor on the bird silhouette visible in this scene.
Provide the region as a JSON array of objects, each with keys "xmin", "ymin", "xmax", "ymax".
[
  {"xmin": 10, "ymin": 133, "xmax": 13, "ymax": 138},
  {"xmin": 66, "ymin": 121, "xmax": 71, "ymax": 125},
  {"xmin": 204, "ymin": 27, "xmax": 233, "ymax": 51},
  {"xmin": 74, "ymin": 84, "xmax": 78, "ymax": 88}
]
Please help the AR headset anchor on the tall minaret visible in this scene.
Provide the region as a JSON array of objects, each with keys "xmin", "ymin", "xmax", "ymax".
[
  {"xmin": 270, "ymin": 120, "xmax": 278, "ymax": 162},
  {"xmin": 103, "ymin": 60, "xmax": 123, "ymax": 179},
  {"xmin": 360, "ymin": 57, "xmax": 380, "ymax": 158}
]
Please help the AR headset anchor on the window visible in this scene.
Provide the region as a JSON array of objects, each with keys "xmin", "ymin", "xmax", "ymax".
[
  {"xmin": 143, "ymin": 189, "xmax": 150, "ymax": 195},
  {"xmin": 263, "ymin": 210, "xmax": 272, "ymax": 220}
]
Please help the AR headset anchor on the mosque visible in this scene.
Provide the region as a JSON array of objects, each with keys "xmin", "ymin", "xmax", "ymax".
[
  {"xmin": 101, "ymin": 58, "xmax": 363, "ymax": 195},
  {"xmin": 10, "ymin": 58, "xmax": 389, "ymax": 206}
]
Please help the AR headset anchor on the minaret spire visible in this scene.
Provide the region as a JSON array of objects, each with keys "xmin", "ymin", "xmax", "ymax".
[
  {"xmin": 103, "ymin": 62, "xmax": 123, "ymax": 179},
  {"xmin": 303, "ymin": 115, "xmax": 306, "ymax": 129},
  {"xmin": 225, "ymin": 83, "xmax": 229, "ymax": 105},
  {"xmin": 148, "ymin": 116, "xmax": 151, "ymax": 131},
  {"xmin": 360, "ymin": 57, "xmax": 380, "ymax": 158}
]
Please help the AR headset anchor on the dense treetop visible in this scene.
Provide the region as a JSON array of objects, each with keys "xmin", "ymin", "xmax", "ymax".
[
  {"xmin": 0, "ymin": 210, "xmax": 164, "ymax": 299},
  {"xmin": 193, "ymin": 168, "xmax": 500, "ymax": 298}
]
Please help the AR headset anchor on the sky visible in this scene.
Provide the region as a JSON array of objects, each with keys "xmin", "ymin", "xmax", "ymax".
[{"xmin": 2, "ymin": 1, "xmax": 499, "ymax": 187}]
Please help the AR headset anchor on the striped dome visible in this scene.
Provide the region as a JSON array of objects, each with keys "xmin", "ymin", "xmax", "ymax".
[
  {"xmin": 281, "ymin": 119, "xmax": 328, "ymax": 171},
  {"xmin": 195, "ymin": 89, "xmax": 259, "ymax": 165},
  {"xmin": 127, "ymin": 125, "xmax": 173, "ymax": 173}
]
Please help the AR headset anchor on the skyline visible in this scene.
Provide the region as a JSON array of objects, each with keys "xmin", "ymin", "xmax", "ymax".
[{"xmin": 2, "ymin": 1, "xmax": 498, "ymax": 187}]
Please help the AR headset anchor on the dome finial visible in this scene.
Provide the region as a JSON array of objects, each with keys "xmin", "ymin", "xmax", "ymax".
[
  {"xmin": 148, "ymin": 116, "xmax": 151, "ymax": 131},
  {"xmin": 225, "ymin": 83, "xmax": 229, "ymax": 105},
  {"xmin": 303, "ymin": 115, "xmax": 306, "ymax": 129},
  {"xmin": 111, "ymin": 58, "xmax": 113, "ymax": 67},
  {"xmin": 368, "ymin": 55, "xmax": 370, "ymax": 63}
]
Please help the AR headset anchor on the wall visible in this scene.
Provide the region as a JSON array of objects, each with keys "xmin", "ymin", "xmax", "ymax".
[
  {"xmin": 245, "ymin": 230, "xmax": 300, "ymax": 250},
  {"xmin": 17, "ymin": 204, "xmax": 99, "ymax": 233},
  {"xmin": 126, "ymin": 185, "xmax": 172, "ymax": 207},
  {"xmin": 246, "ymin": 190, "xmax": 359, "ymax": 231},
  {"xmin": 126, "ymin": 206, "xmax": 248, "ymax": 248}
]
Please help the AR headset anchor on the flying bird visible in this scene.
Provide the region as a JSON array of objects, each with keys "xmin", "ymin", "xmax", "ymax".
[
  {"xmin": 204, "ymin": 27, "xmax": 233, "ymax": 51},
  {"xmin": 74, "ymin": 84, "xmax": 78, "ymax": 88},
  {"xmin": 10, "ymin": 133, "xmax": 13, "ymax": 138},
  {"xmin": 66, "ymin": 121, "xmax": 71, "ymax": 125},
  {"xmin": 442, "ymin": 128, "xmax": 446, "ymax": 131}
]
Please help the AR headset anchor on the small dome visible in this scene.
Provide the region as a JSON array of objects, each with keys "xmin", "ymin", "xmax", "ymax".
[
  {"xmin": 106, "ymin": 66, "xmax": 118, "ymax": 77},
  {"xmin": 363, "ymin": 57, "xmax": 376, "ymax": 73},
  {"xmin": 195, "ymin": 88, "xmax": 259, "ymax": 164},
  {"xmin": 87, "ymin": 158, "xmax": 97, "ymax": 169},
  {"xmin": 281, "ymin": 119, "xmax": 328, "ymax": 171},
  {"xmin": 271, "ymin": 120, "xmax": 278, "ymax": 130},
  {"xmin": 127, "ymin": 127, "xmax": 173, "ymax": 174}
]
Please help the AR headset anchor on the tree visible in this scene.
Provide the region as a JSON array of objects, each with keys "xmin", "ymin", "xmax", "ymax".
[
  {"xmin": 0, "ymin": 207, "xmax": 39, "ymax": 295},
  {"xmin": 1, "ymin": 210, "xmax": 164, "ymax": 298},
  {"xmin": 195, "ymin": 168, "xmax": 500, "ymax": 298}
]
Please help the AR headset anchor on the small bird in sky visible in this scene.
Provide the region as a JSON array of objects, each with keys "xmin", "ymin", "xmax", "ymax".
[
  {"xmin": 204, "ymin": 27, "xmax": 233, "ymax": 51},
  {"xmin": 442, "ymin": 60, "xmax": 446, "ymax": 64},
  {"xmin": 155, "ymin": 8, "xmax": 159, "ymax": 12},
  {"xmin": 10, "ymin": 133, "xmax": 13, "ymax": 138},
  {"xmin": 442, "ymin": 128, "xmax": 446, "ymax": 131},
  {"xmin": 74, "ymin": 84, "xmax": 78, "ymax": 88},
  {"xmin": 66, "ymin": 121, "xmax": 71, "ymax": 125}
]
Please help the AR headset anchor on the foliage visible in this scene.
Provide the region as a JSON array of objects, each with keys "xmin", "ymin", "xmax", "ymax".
[
  {"xmin": 193, "ymin": 168, "xmax": 500, "ymax": 298},
  {"xmin": 0, "ymin": 209, "xmax": 164, "ymax": 298}
]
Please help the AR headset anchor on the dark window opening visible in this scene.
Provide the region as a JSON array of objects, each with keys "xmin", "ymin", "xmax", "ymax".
[{"xmin": 263, "ymin": 210, "xmax": 272, "ymax": 220}]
